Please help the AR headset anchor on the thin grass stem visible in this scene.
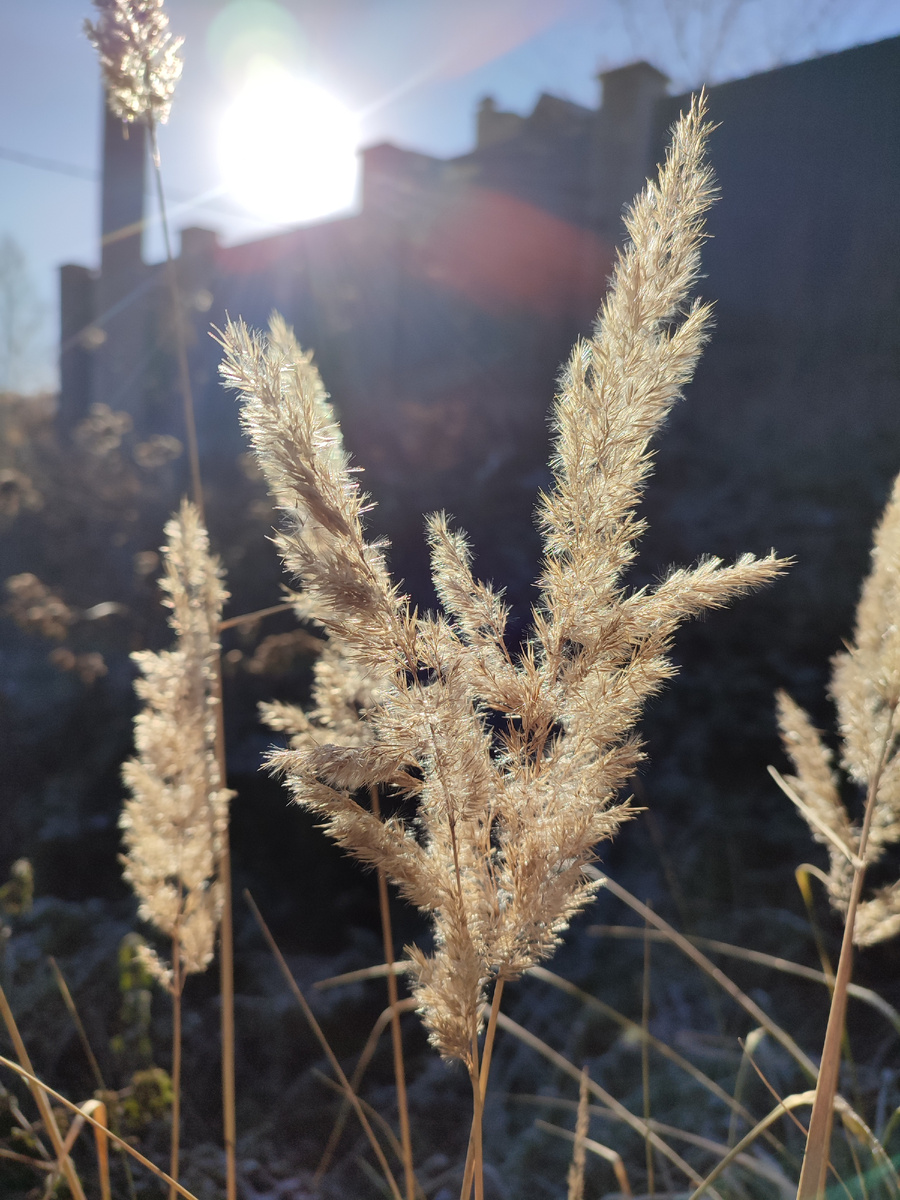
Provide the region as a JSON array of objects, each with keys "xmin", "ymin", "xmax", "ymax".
[
  {"xmin": 536, "ymin": 1117, "xmax": 633, "ymax": 1197},
  {"xmin": 48, "ymin": 956, "xmax": 140, "ymax": 1200},
  {"xmin": 371, "ymin": 788, "xmax": 415, "ymax": 1200},
  {"xmin": 466, "ymin": 1062, "xmax": 485, "ymax": 1200},
  {"xmin": 0, "ymin": 1148, "xmax": 57, "ymax": 1171},
  {"xmin": 797, "ymin": 706, "xmax": 898, "ymax": 1198},
  {"xmin": 80, "ymin": 1099, "xmax": 112, "ymax": 1200},
  {"xmin": 147, "ymin": 104, "xmax": 237, "ymax": 1200},
  {"xmin": 244, "ymin": 890, "xmax": 404, "ymax": 1200},
  {"xmin": 48, "ymin": 958, "xmax": 105, "ymax": 1093},
  {"xmin": 459, "ymin": 979, "xmax": 506, "ymax": 1200},
  {"xmin": 727, "ymin": 1028, "xmax": 765, "ymax": 1151},
  {"xmin": 880, "ymin": 1107, "xmax": 900, "ymax": 1151},
  {"xmin": 312, "ymin": 1071, "xmax": 417, "ymax": 1178},
  {"xmin": 314, "ymin": 962, "xmax": 406, "ymax": 990},
  {"xmin": 169, "ymin": 931, "xmax": 182, "ymax": 1200},
  {"xmin": 589, "ymin": 924, "xmax": 900, "ymax": 1035},
  {"xmin": 590, "ymin": 870, "xmax": 818, "ymax": 1079},
  {"xmin": 313, "ymin": 998, "xmax": 419, "ymax": 1186},
  {"xmin": 0, "ymin": 1053, "xmax": 201, "ymax": 1200},
  {"xmin": 219, "ymin": 601, "xmax": 295, "ymax": 631},
  {"xmin": 794, "ymin": 867, "xmax": 838, "ymax": 988},
  {"xmin": 642, "ymin": 905, "xmax": 655, "ymax": 1196},
  {"xmin": 0, "ymin": 983, "xmax": 86, "ymax": 1200},
  {"xmin": 844, "ymin": 1124, "xmax": 869, "ymax": 1200},
  {"xmin": 494, "ymin": 1010, "xmax": 725, "ymax": 1198},
  {"xmin": 479, "ymin": 978, "xmax": 505, "ymax": 1103},
  {"xmin": 213, "ymin": 660, "xmax": 238, "ymax": 1200}
]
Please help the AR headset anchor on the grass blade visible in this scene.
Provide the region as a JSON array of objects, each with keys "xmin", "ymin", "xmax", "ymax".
[
  {"xmin": 590, "ymin": 869, "xmax": 818, "ymax": 1080},
  {"xmin": 0, "ymin": 1053, "xmax": 200, "ymax": 1200},
  {"xmin": 494, "ymin": 1010, "xmax": 725, "ymax": 1198},
  {"xmin": 536, "ymin": 1116, "xmax": 632, "ymax": 1197},
  {"xmin": 244, "ymin": 890, "xmax": 404, "ymax": 1200},
  {"xmin": 0, "ymin": 982, "xmax": 86, "ymax": 1200}
]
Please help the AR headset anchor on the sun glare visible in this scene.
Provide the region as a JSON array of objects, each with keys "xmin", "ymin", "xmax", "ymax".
[{"xmin": 219, "ymin": 68, "xmax": 359, "ymax": 224}]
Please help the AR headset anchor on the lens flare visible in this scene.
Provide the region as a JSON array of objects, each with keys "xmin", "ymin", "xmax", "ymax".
[{"xmin": 218, "ymin": 67, "xmax": 359, "ymax": 224}]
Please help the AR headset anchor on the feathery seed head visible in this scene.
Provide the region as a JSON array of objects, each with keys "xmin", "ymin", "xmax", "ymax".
[
  {"xmin": 779, "ymin": 471, "xmax": 900, "ymax": 945},
  {"xmin": 223, "ymin": 95, "xmax": 786, "ymax": 1063},
  {"xmin": 85, "ymin": 0, "xmax": 183, "ymax": 125},
  {"xmin": 120, "ymin": 501, "xmax": 231, "ymax": 982}
]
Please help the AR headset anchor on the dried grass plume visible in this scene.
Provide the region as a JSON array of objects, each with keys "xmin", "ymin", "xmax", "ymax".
[
  {"xmin": 220, "ymin": 95, "xmax": 785, "ymax": 1065},
  {"xmin": 777, "ymin": 471, "xmax": 900, "ymax": 945},
  {"xmin": 85, "ymin": 0, "xmax": 183, "ymax": 125},
  {"xmin": 121, "ymin": 500, "xmax": 231, "ymax": 983}
]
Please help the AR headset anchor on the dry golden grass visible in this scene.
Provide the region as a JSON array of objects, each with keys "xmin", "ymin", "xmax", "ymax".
[{"xmin": 4, "ymin": 5, "xmax": 900, "ymax": 1198}]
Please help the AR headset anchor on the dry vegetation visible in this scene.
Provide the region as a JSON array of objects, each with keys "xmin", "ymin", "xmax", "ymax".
[{"xmin": 2, "ymin": 4, "xmax": 900, "ymax": 1200}]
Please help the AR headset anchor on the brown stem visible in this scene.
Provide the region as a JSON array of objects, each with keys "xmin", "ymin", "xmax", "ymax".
[
  {"xmin": 642, "ymin": 905, "xmax": 655, "ymax": 1197},
  {"xmin": 244, "ymin": 890, "xmax": 404, "ymax": 1200},
  {"xmin": 0, "ymin": 984, "xmax": 86, "ymax": 1200},
  {"xmin": 0, "ymin": 1054, "xmax": 201, "ymax": 1200},
  {"xmin": 797, "ymin": 706, "xmax": 897, "ymax": 1199},
  {"xmin": 212, "ymin": 657, "xmax": 238, "ymax": 1200},
  {"xmin": 479, "ymin": 978, "xmax": 505, "ymax": 1102},
  {"xmin": 169, "ymin": 934, "xmax": 182, "ymax": 1200},
  {"xmin": 48, "ymin": 958, "xmax": 139, "ymax": 1200},
  {"xmin": 460, "ymin": 978, "xmax": 505, "ymax": 1200},
  {"xmin": 219, "ymin": 601, "xmax": 295, "ymax": 632},
  {"xmin": 466, "ymin": 1061, "xmax": 485, "ymax": 1200},
  {"xmin": 371, "ymin": 789, "xmax": 416, "ymax": 1200},
  {"xmin": 146, "ymin": 123, "xmax": 234, "ymax": 1191},
  {"xmin": 49, "ymin": 958, "xmax": 105, "ymax": 1092},
  {"xmin": 313, "ymin": 997, "xmax": 418, "ymax": 1185}
]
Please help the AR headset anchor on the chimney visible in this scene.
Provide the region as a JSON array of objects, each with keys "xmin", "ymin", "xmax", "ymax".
[
  {"xmin": 100, "ymin": 108, "xmax": 146, "ymax": 278},
  {"xmin": 95, "ymin": 105, "xmax": 148, "ymax": 415},
  {"xmin": 587, "ymin": 62, "xmax": 669, "ymax": 236},
  {"xmin": 58, "ymin": 264, "xmax": 96, "ymax": 432},
  {"xmin": 476, "ymin": 96, "xmax": 525, "ymax": 150}
]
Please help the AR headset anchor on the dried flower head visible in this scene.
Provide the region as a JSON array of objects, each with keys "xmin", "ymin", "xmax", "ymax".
[
  {"xmin": 0, "ymin": 468, "xmax": 41, "ymax": 518},
  {"xmin": 222, "ymin": 96, "xmax": 785, "ymax": 1065},
  {"xmin": 85, "ymin": 0, "xmax": 183, "ymax": 126},
  {"xmin": 120, "ymin": 500, "xmax": 232, "ymax": 982},
  {"xmin": 133, "ymin": 434, "xmax": 183, "ymax": 470},
  {"xmin": 49, "ymin": 647, "xmax": 108, "ymax": 685},
  {"xmin": 778, "ymin": 471, "xmax": 900, "ymax": 945},
  {"xmin": 74, "ymin": 403, "xmax": 133, "ymax": 458},
  {"xmin": 4, "ymin": 573, "xmax": 74, "ymax": 640}
]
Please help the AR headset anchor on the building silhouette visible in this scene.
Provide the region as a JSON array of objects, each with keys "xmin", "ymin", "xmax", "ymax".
[{"xmin": 58, "ymin": 35, "xmax": 900, "ymax": 612}]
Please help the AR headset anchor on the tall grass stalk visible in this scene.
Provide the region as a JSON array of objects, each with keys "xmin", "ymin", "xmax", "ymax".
[
  {"xmin": 169, "ymin": 931, "xmax": 182, "ymax": 1200},
  {"xmin": 84, "ymin": 7, "xmax": 237, "ymax": 1194},
  {"xmin": 0, "ymin": 1052, "xmax": 202, "ymax": 1200},
  {"xmin": 776, "ymin": 471, "xmax": 900, "ymax": 1194},
  {"xmin": 371, "ymin": 787, "xmax": 416, "ymax": 1200},
  {"xmin": 0, "ymin": 984, "xmax": 87, "ymax": 1200},
  {"xmin": 797, "ymin": 731, "xmax": 895, "ymax": 1198},
  {"xmin": 244, "ymin": 891, "xmax": 406, "ymax": 1200}
]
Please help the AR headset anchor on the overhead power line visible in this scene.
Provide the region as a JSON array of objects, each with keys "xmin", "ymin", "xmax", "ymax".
[
  {"xmin": 0, "ymin": 145, "xmax": 97, "ymax": 180},
  {"xmin": 0, "ymin": 143, "xmax": 278, "ymax": 227}
]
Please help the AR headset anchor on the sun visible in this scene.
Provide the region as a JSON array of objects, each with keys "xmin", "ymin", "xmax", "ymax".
[{"xmin": 218, "ymin": 67, "xmax": 359, "ymax": 225}]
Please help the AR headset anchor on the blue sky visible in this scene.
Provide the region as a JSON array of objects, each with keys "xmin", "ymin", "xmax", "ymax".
[{"xmin": 3, "ymin": 0, "xmax": 900, "ymax": 389}]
